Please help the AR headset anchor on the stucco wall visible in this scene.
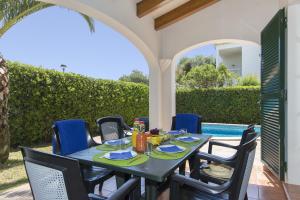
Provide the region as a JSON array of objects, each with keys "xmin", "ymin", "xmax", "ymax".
[
  {"xmin": 287, "ymin": 1, "xmax": 300, "ymax": 185},
  {"xmin": 241, "ymin": 44, "xmax": 261, "ymax": 78},
  {"xmin": 160, "ymin": 0, "xmax": 280, "ymax": 59}
]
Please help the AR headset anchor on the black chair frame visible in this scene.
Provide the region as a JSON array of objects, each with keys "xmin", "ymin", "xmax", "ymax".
[
  {"xmin": 21, "ymin": 147, "xmax": 141, "ymax": 200},
  {"xmin": 190, "ymin": 125, "xmax": 256, "ymax": 184},
  {"xmin": 170, "ymin": 132, "xmax": 259, "ymax": 200},
  {"xmin": 96, "ymin": 117, "xmax": 125, "ymax": 142}
]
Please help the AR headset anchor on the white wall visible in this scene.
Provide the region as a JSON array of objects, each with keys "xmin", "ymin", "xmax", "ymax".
[
  {"xmin": 216, "ymin": 43, "xmax": 261, "ymax": 77},
  {"xmin": 286, "ymin": 1, "xmax": 300, "ymax": 185},
  {"xmin": 224, "ymin": 52, "xmax": 242, "ymax": 75},
  {"xmin": 161, "ymin": 0, "xmax": 281, "ymax": 59},
  {"xmin": 241, "ymin": 44, "xmax": 261, "ymax": 78}
]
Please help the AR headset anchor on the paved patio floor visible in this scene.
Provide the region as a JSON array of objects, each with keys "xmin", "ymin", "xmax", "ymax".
[{"xmin": 0, "ymin": 140, "xmax": 287, "ymax": 200}]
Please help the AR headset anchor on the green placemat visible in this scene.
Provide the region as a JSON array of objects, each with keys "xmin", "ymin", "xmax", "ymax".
[
  {"xmin": 150, "ymin": 148, "xmax": 190, "ymax": 160},
  {"xmin": 170, "ymin": 139, "xmax": 202, "ymax": 148},
  {"xmin": 96, "ymin": 143, "xmax": 132, "ymax": 151},
  {"xmin": 92, "ymin": 152, "xmax": 148, "ymax": 167}
]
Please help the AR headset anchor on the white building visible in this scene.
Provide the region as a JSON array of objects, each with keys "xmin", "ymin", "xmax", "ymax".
[
  {"xmin": 216, "ymin": 43, "xmax": 261, "ymax": 78},
  {"xmin": 32, "ymin": 0, "xmax": 300, "ymax": 188}
]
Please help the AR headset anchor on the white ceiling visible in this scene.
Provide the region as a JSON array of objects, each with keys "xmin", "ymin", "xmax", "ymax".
[{"xmin": 136, "ymin": 0, "xmax": 191, "ymax": 19}]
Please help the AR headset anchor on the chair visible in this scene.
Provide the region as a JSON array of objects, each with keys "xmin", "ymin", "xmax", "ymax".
[
  {"xmin": 171, "ymin": 113, "xmax": 202, "ymax": 133},
  {"xmin": 20, "ymin": 147, "xmax": 141, "ymax": 200},
  {"xmin": 170, "ymin": 132, "xmax": 258, "ymax": 200},
  {"xmin": 114, "ymin": 115, "xmax": 131, "ymax": 131},
  {"xmin": 52, "ymin": 119, "xmax": 113, "ymax": 194},
  {"xmin": 96, "ymin": 116, "xmax": 125, "ymax": 141},
  {"xmin": 190, "ymin": 125, "xmax": 255, "ymax": 184},
  {"xmin": 135, "ymin": 117, "xmax": 149, "ymax": 132}
]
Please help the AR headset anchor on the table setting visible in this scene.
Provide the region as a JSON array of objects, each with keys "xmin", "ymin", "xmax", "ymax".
[{"xmin": 92, "ymin": 127, "xmax": 203, "ymax": 166}]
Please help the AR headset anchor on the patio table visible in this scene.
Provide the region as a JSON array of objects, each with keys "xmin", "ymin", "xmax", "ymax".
[{"xmin": 68, "ymin": 134, "xmax": 210, "ymax": 200}]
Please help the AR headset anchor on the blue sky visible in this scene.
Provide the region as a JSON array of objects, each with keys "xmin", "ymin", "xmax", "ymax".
[{"xmin": 0, "ymin": 6, "xmax": 216, "ymax": 80}]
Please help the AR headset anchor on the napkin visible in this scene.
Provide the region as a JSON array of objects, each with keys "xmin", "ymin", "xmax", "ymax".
[
  {"xmin": 109, "ymin": 151, "xmax": 133, "ymax": 160},
  {"xmin": 159, "ymin": 145, "xmax": 182, "ymax": 153},
  {"xmin": 178, "ymin": 137, "xmax": 196, "ymax": 142},
  {"xmin": 168, "ymin": 130, "xmax": 180, "ymax": 134},
  {"xmin": 106, "ymin": 140, "xmax": 122, "ymax": 146}
]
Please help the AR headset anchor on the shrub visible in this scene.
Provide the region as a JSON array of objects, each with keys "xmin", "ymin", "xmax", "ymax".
[
  {"xmin": 180, "ymin": 64, "xmax": 236, "ymax": 89},
  {"xmin": 238, "ymin": 75, "xmax": 260, "ymax": 86},
  {"xmin": 7, "ymin": 61, "xmax": 261, "ymax": 147},
  {"xmin": 8, "ymin": 62, "xmax": 149, "ymax": 147},
  {"xmin": 176, "ymin": 87, "xmax": 260, "ymax": 124},
  {"xmin": 181, "ymin": 64, "xmax": 220, "ymax": 88},
  {"xmin": 119, "ymin": 70, "xmax": 149, "ymax": 85}
]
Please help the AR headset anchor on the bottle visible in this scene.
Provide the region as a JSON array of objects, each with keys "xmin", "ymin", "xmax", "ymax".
[
  {"xmin": 132, "ymin": 119, "xmax": 139, "ymax": 150},
  {"xmin": 136, "ymin": 129, "xmax": 146, "ymax": 153},
  {"xmin": 139, "ymin": 121, "xmax": 145, "ymax": 133}
]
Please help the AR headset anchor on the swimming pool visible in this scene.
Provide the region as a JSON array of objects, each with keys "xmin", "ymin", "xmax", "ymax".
[{"xmin": 202, "ymin": 123, "xmax": 261, "ymax": 137}]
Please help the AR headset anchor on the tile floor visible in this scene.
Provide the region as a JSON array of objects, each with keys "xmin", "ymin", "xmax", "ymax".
[{"xmin": 0, "ymin": 140, "xmax": 289, "ymax": 200}]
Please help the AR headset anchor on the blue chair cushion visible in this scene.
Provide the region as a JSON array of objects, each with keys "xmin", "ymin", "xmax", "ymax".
[
  {"xmin": 175, "ymin": 114, "xmax": 200, "ymax": 133},
  {"xmin": 54, "ymin": 119, "xmax": 89, "ymax": 155}
]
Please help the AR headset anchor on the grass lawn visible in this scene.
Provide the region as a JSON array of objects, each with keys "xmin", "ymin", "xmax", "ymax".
[{"xmin": 0, "ymin": 145, "xmax": 52, "ymax": 193}]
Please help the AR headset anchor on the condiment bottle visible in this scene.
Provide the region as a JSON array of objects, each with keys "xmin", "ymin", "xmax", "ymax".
[
  {"xmin": 132, "ymin": 119, "xmax": 139, "ymax": 150},
  {"xmin": 136, "ymin": 121, "xmax": 146, "ymax": 153}
]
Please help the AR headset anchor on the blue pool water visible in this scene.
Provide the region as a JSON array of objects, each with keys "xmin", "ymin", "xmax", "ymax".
[{"xmin": 202, "ymin": 123, "xmax": 261, "ymax": 137}]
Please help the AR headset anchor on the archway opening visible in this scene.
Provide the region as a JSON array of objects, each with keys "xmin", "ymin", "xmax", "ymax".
[
  {"xmin": 173, "ymin": 39, "xmax": 261, "ymax": 132},
  {"xmin": 0, "ymin": 4, "xmax": 155, "ymax": 148}
]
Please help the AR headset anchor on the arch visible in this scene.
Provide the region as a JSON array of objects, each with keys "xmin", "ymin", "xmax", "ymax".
[
  {"xmin": 160, "ymin": 0, "xmax": 279, "ymax": 59},
  {"xmin": 38, "ymin": 0, "xmax": 163, "ymax": 128},
  {"xmin": 38, "ymin": 0, "xmax": 159, "ymax": 70},
  {"xmin": 173, "ymin": 39, "xmax": 260, "ymax": 61}
]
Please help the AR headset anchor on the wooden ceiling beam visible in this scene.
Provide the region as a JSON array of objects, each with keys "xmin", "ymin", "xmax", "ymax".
[
  {"xmin": 137, "ymin": 0, "xmax": 167, "ymax": 18},
  {"xmin": 154, "ymin": 0, "xmax": 220, "ymax": 30}
]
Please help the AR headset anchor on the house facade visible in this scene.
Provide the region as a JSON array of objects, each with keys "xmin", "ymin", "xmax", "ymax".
[{"xmin": 216, "ymin": 43, "xmax": 261, "ymax": 78}]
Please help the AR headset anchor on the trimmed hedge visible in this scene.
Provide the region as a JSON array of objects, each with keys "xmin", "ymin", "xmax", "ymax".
[
  {"xmin": 7, "ymin": 62, "xmax": 260, "ymax": 147},
  {"xmin": 8, "ymin": 62, "xmax": 149, "ymax": 147},
  {"xmin": 176, "ymin": 87, "xmax": 260, "ymax": 124}
]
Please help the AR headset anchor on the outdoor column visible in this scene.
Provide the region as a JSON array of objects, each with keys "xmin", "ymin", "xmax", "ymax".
[
  {"xmin": 149, "ymin": 64, "xmax": 162, "ymax": 129},
  {"xmin": 160, "ymin": 59, "xmax": 176, "ymax": 131}
]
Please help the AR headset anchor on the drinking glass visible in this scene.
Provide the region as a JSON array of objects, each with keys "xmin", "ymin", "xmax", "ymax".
[
  {"xmin": 120, "ymin": 138, "xmax": 127, "ymax": 150},
  {"xmin": 170, "ymin": 134, "xmax": 176, "ymax": 142},
  {"xmin": 145, "ymin": 138, "xmax": 153, "ymax": 156},
  {"xmin": 180, "ymin": 128, "xmax": 188, "ymax": 135}
]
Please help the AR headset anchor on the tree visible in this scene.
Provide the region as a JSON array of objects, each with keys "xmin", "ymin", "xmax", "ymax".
[
  {"xmin": 176, "ymin": 55, "xmax": 216, "ymax": 85},
  {"xmin": 181, "ymin": 64, "xmax": 236, "ymax": 89},
  {"xmin": 238, "ymin": 75, "xmax": 260, "ymax": 86},
  {"xmin": 0, "ymin": 56, "xmax": 9, "ymax": 163},
  {"xmin": 0, "ymin": 0, "xmax": 95, "ymax": 37},
  {"xmin": 119, "ymin": 70, "xmax": 149, "ymax": 85},
  {"xmin": 182, "ymin": 64, "xmax": 219, "ymax": 88},
  {"xmin": 217, "ymin": 64, "xmax": 234, "ymax": 87}
]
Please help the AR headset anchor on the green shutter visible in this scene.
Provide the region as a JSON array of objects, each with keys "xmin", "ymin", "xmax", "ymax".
[{"xmin": 261, "ymin": 9, "xmax": 286, "ymax": 180}]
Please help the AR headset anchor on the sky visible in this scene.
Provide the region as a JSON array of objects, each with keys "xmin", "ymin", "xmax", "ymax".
[{"xmin": 0, "ymin": 6, "xmax": 216, "ymax": 80}]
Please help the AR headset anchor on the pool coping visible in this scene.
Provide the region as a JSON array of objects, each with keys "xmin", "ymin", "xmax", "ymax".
[
  {"xmin": 211, "ymin": 136, "xmax": 261, "ymax": 141},
  {"xmin": 203, "ymin": 122, "xmax": 261, "ymax": 128}
]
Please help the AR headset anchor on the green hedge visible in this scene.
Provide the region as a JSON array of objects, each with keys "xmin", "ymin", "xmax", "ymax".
[
  {"xmin": 176, "ymin": 87, "xmax": 260, "ymax": 124},
  {"xmin": 8, "ymin": 62, "xmax": 260, "ymax": 147},
  {"xmin": 8, "ymin": 62, "xmax": 149, "ymax": 147}
]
